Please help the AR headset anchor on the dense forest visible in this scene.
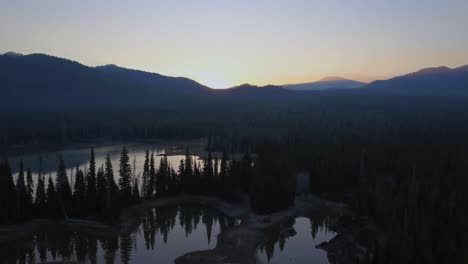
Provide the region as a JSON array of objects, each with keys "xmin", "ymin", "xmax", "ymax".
[{"xmin": 0, "ymin": 144, "xmax": 296, "ymax": 224}]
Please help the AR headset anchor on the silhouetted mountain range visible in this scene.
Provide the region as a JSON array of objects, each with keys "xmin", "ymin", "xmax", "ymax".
[
  {"xmin": 362, "ymin": 65, "xmax": 468, "ymax": 95},
  {"xmin": 283, "ymin": 77, "xmax": 366, "ymax": 91},
  {"xmin": 95, "ymin": 64, "xmax": 210, "ymax": 94},
  {"xmin": 1, "ymin": 52, "xmax": 467, "ymax": 110}
]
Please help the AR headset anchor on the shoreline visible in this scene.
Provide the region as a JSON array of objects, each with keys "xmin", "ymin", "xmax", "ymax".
[{"xmin": 1, "ymin": 138, "xmax": 207, "ymax": 159}]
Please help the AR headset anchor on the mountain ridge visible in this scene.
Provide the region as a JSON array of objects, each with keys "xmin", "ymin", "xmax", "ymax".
[{"xmin": 283, "ymin": 77, "xmax": 366, "ymax": 91}]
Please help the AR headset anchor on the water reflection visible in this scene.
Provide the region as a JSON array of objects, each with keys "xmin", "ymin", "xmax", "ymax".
[
  {"xmin": 257, "ymin": 215, "xmax": 336, "ymax": 264},
  {"xmin": 0, "ymin": 205, "xmax": 239, "ymax": 264}
]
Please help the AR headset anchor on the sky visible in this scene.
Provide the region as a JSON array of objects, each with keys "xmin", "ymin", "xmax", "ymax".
[{"xmin": 1, "ymin": 0, "xmax": 468, "ymax": 88}]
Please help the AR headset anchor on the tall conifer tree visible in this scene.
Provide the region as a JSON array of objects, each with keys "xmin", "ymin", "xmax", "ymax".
[
  {"xmin": 118, "ymin": 146, "xmax": 132, "ymax": 203},
  {"xmin": 0, "ymin": 160, "xmax": 17, "ymax": 223},
  {"xmin": 46, "ymin": 175, "xmax": 59, "ymax": 218},
  {"xmin": 86, "ymin": 147, "xmax": 97, "ymax": 212},
  {"xmin": 73, "ymin": 166, "xmax": 86, "ymax": 215},
  {"xmin": 148, "ymin": 152, "xmax": 156, "ymax": 198},
  {"xmin": 35, "ymin": 174, "xmax": 47, "ymax": 216},
  {"xmin": 96, "ymin": 167, "xmax": 107, "ymax": 212},
  {"xmin": 16, "ymin": 160, "xmax": 30, "ymax": 219},
  {"xmin": 26, "ymin": 168, "xmax": 34, "ymax": 205},
  {"xmin": 56, "ymin": 156, "xmax": 73, "ymax": 210},
  {"xmin": 104, "ymin": 154, "xmax": 118, "ymax": 213},
  {"xmin": 142, "ymin": 150, "xmax": 150, "ymax": 199}
]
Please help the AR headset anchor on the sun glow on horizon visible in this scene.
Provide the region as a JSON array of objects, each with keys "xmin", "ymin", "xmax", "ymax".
[{"xmin": 190, "ymin": 70, "xmax": 235, "ymax": 89}]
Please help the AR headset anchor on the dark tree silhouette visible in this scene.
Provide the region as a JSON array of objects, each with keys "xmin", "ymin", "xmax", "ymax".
[
  {"xmin": 104, "ymin": 154, "xmax": 119, "ymax": 216},
  {"xmin": 141, "ymin": 150, "xmax": 150, "ymax": 199},
  {"xmin": 96, "ymin": 167, "xmax": 107, "ymax": 213},
  {"xmin": 148, "ymin": 151, "xmax": 156, "ymax": 198},
  {"xmin": 132, "ymin": 178, "xmax": 141, "ymax": 203},
  {"xmin": 0, "ymin": 160, "xmax": 17, "ymax": 223},
  {"xmin": 118, "ymin": 146, "xmax": 132, "ymax": 204},
  {"xmin": 86, "ymin": 147, "xmax": 98, "ymax": 213},
  {"xmin": 35, "ymin": 174, "xmax": 47, "ymax": 217},
  {"xmin": 73, "ymin": 166, "xmax": 86, "ymax": 215},
  {"xmin": 26, "ymin": 168, "xmax": 34, "ymax": 206},
  {"xmin": 16, "ymin": 160, "xmax": 30, "ymax": 220},
  {"xmin": 46, "ymin": 176, "xmax": 59, "ymax": 218},
  {"xmin": 56, "ymin": 156, "xmax": 73, "ymax": 212}
]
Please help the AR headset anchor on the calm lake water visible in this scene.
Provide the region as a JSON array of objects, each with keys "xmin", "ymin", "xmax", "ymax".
[
  {"xmin": 0, "ymin": 208, "xmax": 335, "ymax": 264},
  {"xmin": 0, "ymin": 205, "xmax": 239, "ymax": 264},
  {"xmin": 256, "ymin": 216, "xmax": 336, "ymax": 264}
]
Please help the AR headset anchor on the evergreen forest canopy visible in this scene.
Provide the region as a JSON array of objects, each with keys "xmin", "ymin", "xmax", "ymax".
[{"xmin": 1, "ymin": 53, "xmax": 468, "ymax": 263}]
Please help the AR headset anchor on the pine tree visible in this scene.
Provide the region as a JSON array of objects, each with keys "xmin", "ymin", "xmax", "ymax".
[
  {"xmin": 171, "ymin": 168, "xmax": 179, "ymax": 194},
  {"xmin": 86, "ymin": 147, "xmax": 97, "ymax": 213},
  {"xmin": 203, "ymin": 151, "xmax": 214, "ymax": 179},
  {"xmin": 182, "ymin": 148, "xmax": 193, "ymax": 193},
  {"xmin": 157, "ymin": 155, "xmax": 168, "ymax": 196},
  {"xmin": 35, "ymin": 174, "xmax": 47, "ymax": 217},
  {"xmin": 219, "ymin": 151, "xmax": 228, "ymax": 179},
  {"xmin": 119, "ymin": 146, "xmax": 132, "ymax": 203},
  {"xmin": 96, "ymin": 167, "xmax": 107, "ymax": 212},
  {"xmin": 132, "ymin": 178, "xmax": 141, "ymax": 203},
  {"xmin": 104, "ymin": 154, "xmax": 118, "ymax": 213},
  {"xmin": 26, "ymin": 168, "xmax": 34, "ymax": 205},
  {"xmin": 194, "ymin": 161, "xmax": 201, "ymax": 191},
  {"xmin": 214, "ymin": 155, "xmax": 219, "ymax": 178},
  {"xmin": 179, "ymin": 159, "xmax": 185, "ymax": 179},
  {"xmin": 56, "ymin": 156, "xmax": 73, "ymax": 210},
  {"xmin": 16, "ymin": 160, "xmax": 30, "ymax": 220},
  {"xmin": 0, "ymin": 160, "xmax": 17, "ymax": 223},
  {"xmin": 178, "ymin": 159, "xmax": 185, "ymax": 191},
  {"xmin": 142, "ymin": 150, "xmax": 150, "ymax": 199},
  {"xmin": 46, "ymin": 175, "xmax": 59, "ymax": 218},
  {"xmin": 185, "ymin": 148, "xmax": 193, "ymax": 177},
  {"xmin": 73, "ymin": 166, "xmax": 86, "ymax": 215},
  {"xmin": 148, "ymin": 152, "xmax": 156, "ymax": 198}
]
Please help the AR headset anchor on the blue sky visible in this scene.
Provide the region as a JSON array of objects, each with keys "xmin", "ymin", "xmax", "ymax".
[{"xmin": 1, "ymin": 0, "xmax": 467, "ymax": 87}]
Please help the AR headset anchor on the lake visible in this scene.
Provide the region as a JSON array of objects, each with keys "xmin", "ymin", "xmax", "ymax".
[
  {"xmin": 0, "ymin": 205, "xmax": 239, "ymax": 263},
  {"xmin": 5, "ymin": 142, "xmax": 205, "ymax": 186},
  {"xmin": 1, "ymin": 143, "xmax": 337, "ymax": 264}
]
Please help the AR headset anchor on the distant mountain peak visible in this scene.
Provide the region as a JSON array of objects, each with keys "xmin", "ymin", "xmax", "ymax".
[
  {"xmin": 455, "ymin": 65, "xmax": 468, "ymax": 71},
  {"xmin": 3, "ymin": 51, "xmax": 23, "ymax": 57},
  {"xmin": 318, "ymin": 76, "xmax": 348, "ymax": 82},
  {"xmin": 407, "ymin": 66, "xmax": 451, "ymax": 77},
  {"xmin": 283, "ymin": 77, "xmax": 365, "ymax": 91},
  {"xmin": 95, "ymin": 64, "xmax": 125, "ymax": 71}
]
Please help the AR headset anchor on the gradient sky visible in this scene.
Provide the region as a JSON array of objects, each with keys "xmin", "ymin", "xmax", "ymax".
[{"xmin": 1, "ymin": 0, "xmax": 468, "ymax": 88}]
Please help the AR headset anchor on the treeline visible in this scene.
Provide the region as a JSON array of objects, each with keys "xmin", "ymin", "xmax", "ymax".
[
  {"xmin": 0, "ymin": 148, "xmax": 124, "ymax": 223},
  {"xmin": 0, "ymin": 142, "xmax": 296, "ymax": 224},
  {"xmin": 3, "ymin": 94, "xmax": 468, "ymax": 149}
]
